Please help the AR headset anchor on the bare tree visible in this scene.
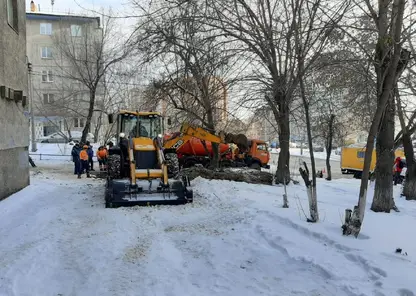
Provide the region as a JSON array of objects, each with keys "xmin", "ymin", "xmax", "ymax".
[
  {"xmin": 309, "ymin": 85, "xmax": 349, "ymax": 181},
  {"xmin": 203, "ymin": 0, "xmax": 350, "ymax": 184},
  {"xmin": 52, "ymin": 12, "xmax": 131, "ymax": 143},
  {"xmin": 132, "ymin": 0, "xmax": 241, "ymax": 167},
  {"xmin": 342, "ymin": 0, "xmax": 410, "ymax": 237}
]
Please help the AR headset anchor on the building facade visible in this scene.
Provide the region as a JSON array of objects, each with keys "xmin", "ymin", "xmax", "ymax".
[
  {"xmin": 0, "ymin": 0, "xmax": 30, "ymax": 199},
  {"xmin": 26, "ymin": 12, "xmax": 105, "ymax": 142}
]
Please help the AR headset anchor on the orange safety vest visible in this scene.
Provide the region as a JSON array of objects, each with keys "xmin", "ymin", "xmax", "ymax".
[
  {"xmin": 79, "ymin": 150, "xmax": 89, "ymax": 161},
  {"xmin": 97, "ymin": 150, "xmax": 107, "ymax": 159}
]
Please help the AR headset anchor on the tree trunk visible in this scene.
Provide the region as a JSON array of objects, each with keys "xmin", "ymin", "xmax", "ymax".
[
  {"xmin": 401, "ymin": 130, "xmax": 416, "ymax": 199},
  {"xmin": 299, "ymin": 162, "xmax": 319, "ymax": 222},
  {"xmin": 397, "ymin": 92, "xmax": 416, "ymax": 200},
  {"xmin": 342, "ymin": 0, "xmax": 408, "ymax": 236},
  {"xmin": 81, "ymin": 89, "xmax": 96, "ymax": 143},
  {"xmin": 93, "ymin": 112, "xmax": 102, "ymax": 143},
  {"xmin": 371, "ymin": 93, "xmax": 395, "ymax": 212},
  {"xmin": 206, "ymin": 110, "xmax": 219, "ymax": 168},
  {"xmin": 64, "ymin": 119, "xmax": 72, "ymax": 139},
  {"xmin": 211, "ymin": 142, "xmax": 220, "ymax": 168},
  {"xmin": 275, "ymin": 101, "xmax": 290, "ymax": 184},
  {"xmin": 326, "ymin": 115, "xmax": 335, "ymax": 181},
  {"xmin": 403, "ymin": 173, "xmax": 416, "ymax": 200},
  {"xmin": 299, "ymin": 77, "xmax": 319, "ymax": 222}
]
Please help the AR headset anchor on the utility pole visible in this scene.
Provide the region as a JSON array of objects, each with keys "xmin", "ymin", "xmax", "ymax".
[{"xmin": 28, "ymin": 62, "xmax": 37, "ymax": 152}]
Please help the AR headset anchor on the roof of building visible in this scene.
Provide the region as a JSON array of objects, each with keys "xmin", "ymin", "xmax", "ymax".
[{"xmin": 26, "ymin": 12, "xmax": 100, "ymax": 27}]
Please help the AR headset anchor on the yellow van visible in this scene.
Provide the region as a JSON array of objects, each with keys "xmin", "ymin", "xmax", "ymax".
[{"xmin": 340, "ymin": 144, "xmax": 405, "ymax": 178}]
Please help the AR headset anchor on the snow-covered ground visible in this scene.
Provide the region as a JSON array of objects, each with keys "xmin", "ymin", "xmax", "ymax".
[
  {"xmin": 29, "ymin": 143, "xmax": 100, "ymax": 162},
  {"xmin": 0, "ymin": 163, "xmax": 415, "ymax": 296},
  {"xmin": 290, "ymin": 148, "xmax": 341, "ymax": 161},
  {"xmin": 271, "ymin": 148, "xmax": 341, "ymax": 162}
]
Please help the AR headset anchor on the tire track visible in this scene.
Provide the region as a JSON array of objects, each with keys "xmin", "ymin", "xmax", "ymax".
[{"xmin": 256, "ymin": 210, "xmax": 390, "ymax": 295}]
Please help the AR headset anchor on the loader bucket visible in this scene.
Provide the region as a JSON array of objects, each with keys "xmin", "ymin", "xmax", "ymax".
[{"xmin": 105, "ymin": 178, "xmax": 193, "ymax": 208}]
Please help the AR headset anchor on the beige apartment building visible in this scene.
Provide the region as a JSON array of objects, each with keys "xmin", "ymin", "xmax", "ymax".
[
  {"xmin": 0, "ymin": 0, "xmax": 30, "ymax": 199},
  {"xmin": 26, "ymin": 12, "xmax": 105, "ymax": 141}
]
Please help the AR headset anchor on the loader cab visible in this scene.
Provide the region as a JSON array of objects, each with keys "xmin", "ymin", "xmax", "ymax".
[
  {"xmin": 107, "ymin": 111, "xmax": 164, "ymax": 175},
  {"xmin": 131, "ymin": 113, "xmax": 163, "ymax": 139},
  {"xmin": 110, "ymin": 112, "xmax": 164, "ymax": 140}
]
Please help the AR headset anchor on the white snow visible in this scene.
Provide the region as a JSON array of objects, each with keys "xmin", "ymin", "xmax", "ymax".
[
  {"xmin": 270, "ymin": 148, "xmax": 341, "ymax": 161},
  {"xmin": 0, "ymin": 163, "xmax": 415, "ymax": 296},
  {"xmin": 289, "ymin": 148, "xmax": 341, "ymax": 161},
  {"xmin": 29, "ymin": 143, "xmax": 100, "ymax": 163}
]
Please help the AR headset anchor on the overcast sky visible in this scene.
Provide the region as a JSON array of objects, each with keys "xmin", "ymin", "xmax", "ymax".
[
  {"xmin": 29, "ymin": 0, "xmax": 139, "ymax": 40},
  {"xmin": 28, "ymin": 0, "xmax": 128, "ymax": 15}
]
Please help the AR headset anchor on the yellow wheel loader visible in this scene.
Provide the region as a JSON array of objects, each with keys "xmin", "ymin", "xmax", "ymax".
[{"xmin": 104, "ymin": 110, "xmax": 193, "ymax": 208}]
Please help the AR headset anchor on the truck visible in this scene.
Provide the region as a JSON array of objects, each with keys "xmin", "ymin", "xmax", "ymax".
[
  {"xmin": 163, "ymin": 123, "xmax": 270, "ymax": 172},
  {"xmin": 340, "ymin": 144, "xmax": 405, "ymax": 178}
]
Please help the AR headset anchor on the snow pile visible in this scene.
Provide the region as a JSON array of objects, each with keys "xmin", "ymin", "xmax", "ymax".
[{"xmin": 0, "ymin": 166, "xmax": 415, "ymax": 295}]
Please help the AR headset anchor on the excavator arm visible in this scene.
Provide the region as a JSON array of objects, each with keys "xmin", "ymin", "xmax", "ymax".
[
  {"xmin": 163, "ymin": 122, "xmax": 249, "ymax": 154},
  {"xmin": 163, "ymin": 122, "xmax": 225, "ymax": 151}
]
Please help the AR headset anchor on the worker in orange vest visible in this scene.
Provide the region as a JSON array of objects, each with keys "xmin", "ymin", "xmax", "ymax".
[
  {"xmin": 78, "ymin": 145, "xmax": 91, "ymax": 179},
  {"xmin": 96, "ymin": 146, "xmax": 108, "ymax": 171}
]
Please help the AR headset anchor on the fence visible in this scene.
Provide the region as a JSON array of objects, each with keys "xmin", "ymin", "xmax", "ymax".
[{"xmin": 29, "ymin": 153, "xmax": 98, "ymax": 161}]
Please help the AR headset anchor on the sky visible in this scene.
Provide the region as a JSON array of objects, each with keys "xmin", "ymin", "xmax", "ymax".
[
  {"xmin": 29, "ymin": 0, "xmax": 128, "ymax": 15},
  {"xmin": 29, "ymin": 0, "xmax": 141, "ymax": 44}
]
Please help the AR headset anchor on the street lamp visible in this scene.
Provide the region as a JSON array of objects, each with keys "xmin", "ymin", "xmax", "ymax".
[{"xmin": 27, "ymin": 62, "xmax": 37, "ymax": 152}]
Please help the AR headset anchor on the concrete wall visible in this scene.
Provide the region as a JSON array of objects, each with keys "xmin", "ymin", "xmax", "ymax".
[{"xmin": 0, "ymin": 0, "xmax": 30, "ymax": 200}]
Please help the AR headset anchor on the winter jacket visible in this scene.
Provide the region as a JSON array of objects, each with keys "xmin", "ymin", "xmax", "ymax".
[
  {"xmin": 71, "ymin": 146, "xmax": 82, "ymax": 162},
  {"xmin": 395, "ymin": 157, "xmax": 403, "ymax": 173},
  {"xmin": 97, "ymin": 149, "xmax": 107, "ymax": 160},
  {"xmin": 80, "ymin": 150, "xmax": 89, "ymax": 161},
  {"xmin": 87, "ymin": 146, "xmax": 94, "ymax": 159}
]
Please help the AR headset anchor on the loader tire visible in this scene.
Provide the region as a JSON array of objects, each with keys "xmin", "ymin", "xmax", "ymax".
[
  {"xmin": 165, "ymin": 152, "xmax": 179, "ymax": 179},
  {"xmin": 107, "ymin": 154, "xmax": 121, "ymax": 179}
]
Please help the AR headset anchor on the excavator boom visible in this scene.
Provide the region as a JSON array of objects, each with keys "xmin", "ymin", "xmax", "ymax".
[{"xmin": 164, "ymin": 122, "xmax": 248, "ymax": 152}]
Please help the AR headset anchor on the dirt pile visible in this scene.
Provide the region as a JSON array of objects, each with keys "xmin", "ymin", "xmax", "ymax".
[{"xmin": 180, "ymin": 166, "xmax": 273, "ymax": 185}]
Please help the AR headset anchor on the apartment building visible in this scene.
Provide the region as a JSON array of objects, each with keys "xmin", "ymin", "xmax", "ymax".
[
  {"xmin": 246, "ymin": 107, "xmax": 279, "ymax": 143},
  {"xmin": 26, "ymin": 11, "xmax": 104, "ymax": 141},
  {"xmin": 0, "ymin": 0, "xmax": 30, "ymax": 199}
]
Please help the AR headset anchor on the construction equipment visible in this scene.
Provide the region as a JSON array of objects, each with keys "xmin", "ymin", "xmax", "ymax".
[
  {"xmin": 163, "ymin": 122, "xmax": 270, "ymax": 171},
  {"xmin": 340, "ymin": 144, "xmax": 405, "ymax": 178},
  {"xmin": 104, "ymin": 110, "xmax": 193, "ymax": 208}
]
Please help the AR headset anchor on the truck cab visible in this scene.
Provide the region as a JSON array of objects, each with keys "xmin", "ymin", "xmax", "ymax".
[{"xmin": 247, "ymin": 140, "xmax": 270, "ymax": 169}]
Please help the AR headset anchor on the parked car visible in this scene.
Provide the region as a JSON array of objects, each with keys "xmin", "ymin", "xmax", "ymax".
[
  {"xmin": 313, "ymin": 145, "xmax": 324, "ymax": 152},
  {"xmin": 37, "ymin": 132, "xmax": 69, "ymax": 143},
  {"xmin": 37, "ymin": 131, "xmax": 94, "ymax": 143},
  {"xmin": 335, "ymin": 147, "xmax": 342, "ymax": 155}
]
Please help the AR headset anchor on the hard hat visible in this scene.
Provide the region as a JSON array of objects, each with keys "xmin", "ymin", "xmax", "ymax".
[{"xmin": 83, "ymin": 145, "xmax": 88, "ymax": 149}]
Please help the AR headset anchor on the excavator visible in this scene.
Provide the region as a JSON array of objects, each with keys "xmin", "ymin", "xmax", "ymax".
[
  {"xmin": 163, "ymin": 122, "xmax": 270, "ymax": 175},
  {"xmin": 104, "ymin": 110, "xmax": 193, "ymax": 208}
]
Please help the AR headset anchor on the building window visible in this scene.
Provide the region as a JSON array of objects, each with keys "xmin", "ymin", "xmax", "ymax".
[
  {"xmin": 43, "ymin": 94, "xmax": 54, "ymax": 104},
  {"xmin": 41, "ymin": 47, "xmax": 53, "ymax": 58},
  {"xmin": 7, "ymin": 0, "xmax": 18, "ymax": 32},
  {"xmin": 70, "ymin": 25, "xmax": 82, "ymax": 37},
  {"xmin": 73, "ymin": 118, "xmax": 85, "ymax": 128},
  {"xmin": 42, "ymin": 71, "xmax": 53, "ymax": 82},
  {"xmin": 40, "ymin": 23, "xmax": 52, "ymax": 35},
  {"xmin": 42, "ymin": 70, "xmax": 53, "ymax": 82}
]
